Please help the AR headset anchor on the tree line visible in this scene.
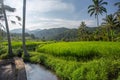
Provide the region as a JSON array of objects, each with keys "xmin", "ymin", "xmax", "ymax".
[{"xmin": 78, "ymin": 0, "xmax": 120, "ymax": 41}]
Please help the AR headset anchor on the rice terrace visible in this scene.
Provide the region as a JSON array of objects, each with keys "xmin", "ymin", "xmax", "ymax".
[{"xmin": 0, "ymin": 0, "xmax": 120, "ymax": 80}]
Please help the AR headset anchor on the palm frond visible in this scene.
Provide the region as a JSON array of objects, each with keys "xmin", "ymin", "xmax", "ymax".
[
  {"xmin": 101, "ymin": 6, "xmax": 107, "ymax": 13},
  {"xmin": 100, "ymin": 2, "xmax": 108, "ymax": 6},
  {"xmin": 99, "ymin": 0, "xmax": 103, "ymax": 4},
  {"xmin": 90, "ymin": 11, "xmax": 95, "ymax": 16},
  {"xmin": 114, "ymin": 2, "xmax": 120, "ymax": 6},
  {"xmin": 88, "ymin": 8, "xmax": 95, "ymax": 13},
  {"xmin": 102, "ymin": 14, "xmax": 118, "ymax": 29},
  {"xmin": 88, "ymin": 5, "xmax": 95, "ymax": 9},
  {"xmin": 15, "ymin": 16, "xmax": 21, "ymax": 21},
  {"xmin": 99, "ymin": 9, "xmax": 103, "ymax": 15},
  {"xmin": 11, "ymin": 20, "xmax": 16, "ymax": 24},
  {"xmin": 4, "ymin": 5, "xmax": 16, "ymax": 12}
]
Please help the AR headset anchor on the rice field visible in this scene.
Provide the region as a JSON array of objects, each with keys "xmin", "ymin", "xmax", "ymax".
[
  {"xmin": 37, "ymin": 42, "xmax": 120, "ymax": 60},
  {"xmin": 33, "ymin": 42, "xmax": 120, "ymax": 80},
  {"xmin": 1, "ymin": 41, "xmax": 120, "ymax": 80}
]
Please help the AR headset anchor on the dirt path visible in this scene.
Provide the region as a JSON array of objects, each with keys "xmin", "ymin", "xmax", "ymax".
[
  {"xmin": 0, "ymin": 59, "xmax": 16, "ymax": 80},
  {"xmin": 14, "ymin": 57, "xmax": 27, "ymax": 80},
  {"xmin": 0, "ymin": 57, "xmax": 27, "ymax": 80}
]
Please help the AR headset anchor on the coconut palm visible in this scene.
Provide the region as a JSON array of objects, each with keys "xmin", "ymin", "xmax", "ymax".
[
  {"xmin": 114, "ymin": 2, "xmax": 120, "ymax": 26},
  {"xmin": 22, "ymin": 0, "xmax": 29, "ymax": 57},
  {"xmin": 0, "ymin": 0, "xmax": 15, "ymax": 57},
  {"xmin": 114, "ymin": 2, "xmax": 120, "ymax": 12},
  {"xmin": 88, "ymin": 0, "xmax": 108, "ymax": 27},
  {"xmin": 102, "ymin": 14, "xmax": 118, "ymax": 41}
]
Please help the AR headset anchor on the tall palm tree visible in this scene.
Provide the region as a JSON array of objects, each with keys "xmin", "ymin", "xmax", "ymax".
[
  {"xmin": 22, "ymin": 0, "xmax": 29, "ymax": 57},
  {"xmin": 88, "ymin": 0, "xmax": 108, "ymax": 27},
  {"xmin": 102, "ymin": 14, "xmax": 118, "ymax": 41},
  {"xmin": 114, "ymin": 2, "xmax": 120, "ymax": 12},
  {"xmin": 114, "ymin": 2, "xmax": 120, "ymax": 26},
  {"xmin": 0, "ymin": 0, "xmax": 15, "ymax": 57}
]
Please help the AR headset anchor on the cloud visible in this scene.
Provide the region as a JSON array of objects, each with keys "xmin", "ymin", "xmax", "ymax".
[
  {"xmin": 27, "ymin": 0, "xmax": 75, "ymax": 13},
  {"xmin": 5, "ymin": 0, "xmax": 75, "ymax": 14},
  {"xmin": 4, "ymin": 0, "xmax": 95, "ymax": 30},
  {"xmin": 6, "ymin": 16, "xmax": 95, "ymax": 30},
  {"xmin": 27, "ymin": 18, "xmax": 95, "ymax": 30},
  {"xmin": 4, "ymin": 0, "xmax": 78, "ymax": 30},
  {"xmin": 4, "ymin": 0, "xmax": 75, "ymax": 22}
]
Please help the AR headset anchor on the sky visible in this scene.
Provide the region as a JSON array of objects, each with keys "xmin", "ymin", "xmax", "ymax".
[{"xmin": 4, "ymin": 0, "xmax": 120, "ymax": 30}]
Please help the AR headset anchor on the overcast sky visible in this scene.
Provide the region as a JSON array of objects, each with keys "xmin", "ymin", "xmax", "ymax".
[{"xmin": 4, "ymin": 0, "xmax": 119, "ymax": 30}]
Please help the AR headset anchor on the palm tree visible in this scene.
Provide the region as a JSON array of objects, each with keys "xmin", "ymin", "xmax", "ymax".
[
  {"xmin": 114, "ymin": 2, "xmax": 120, "ymax": 12},
  {"xmin": 78, "ymin": 22, "xmax": 87, "ymax": 40},
  {"xmin": 114, "ymin": 2, "xmax": 120, "ymax": 26},
  {"xmin": 88, "ymin": 0, "xmax": 108, "ymax": 27},
  {"xmin": 102, "ymin": 14, "xmax": 118, "ymax": 41},
  {"xmin": 22, "ymin": 0, "xmax": 29, "ymax": 57},
  {"xmin": 0, "ymin": 0, "xmax": 15, "ymax": 57}
]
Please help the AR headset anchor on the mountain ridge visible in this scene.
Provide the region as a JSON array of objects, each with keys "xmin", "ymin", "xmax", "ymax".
[{"xmin": 10, "ymin": 27, "xmax": 98, "ymax": 40}]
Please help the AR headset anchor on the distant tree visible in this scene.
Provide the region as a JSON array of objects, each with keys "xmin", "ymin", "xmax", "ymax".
[
  {"xmin": 0, "ymin": 0, "xmax": 16, "ymax": 57},
  {"xmin": 30, "ymin": 34, "xmax": 36, "ymax": 39},
  {"xmin": 102, "ymin": 14, "xmax": 118, "ymax": 41},
  {"xmin": 88, "ymin": 0, "xmax": 108, "ymax": 27},
  {"xmin": 78, "ymin": 22, "xmax": 87, "ymax": 40},
  {"xmin": 53, "ymin": 29, "xmax": 78, "ymax": 41},
  {"xmin": 22, "ymin": 0, "xmax": 29, "ymax": 57},
  {"xmin": 92, "ymin": 29, "xmax": 99, "ymax": 40},
  {"xmin": 100, "ymin": 25, "xmax": 109, "ymax": 41},
  {"xmin": 42, "ymin": 36, "xmax": 46, "ymax": 41}
]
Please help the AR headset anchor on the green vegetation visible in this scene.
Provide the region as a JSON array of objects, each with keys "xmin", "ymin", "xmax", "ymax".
[
  {"xmin": 1, "ymin": 41, "xmax": 119, "ymax": 80},
  {"xmin": 0, "ymin": 41, "xmax": 46, "ymax": 59},
  {"xmin": 27, "ymin": 42, "xmax": 120, "ymax": 80},
  {"xmin": 37, "ymin": 42, "xmax": 120, "ymax": 60},
  {"xmin": 0, "ymin": 0, "xmax": 120, "ymax": 80}
]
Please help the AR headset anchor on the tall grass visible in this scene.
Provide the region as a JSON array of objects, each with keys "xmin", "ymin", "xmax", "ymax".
[{"xmin": 37, "ymin": 42, "xmax": 120, "ymax": 60}]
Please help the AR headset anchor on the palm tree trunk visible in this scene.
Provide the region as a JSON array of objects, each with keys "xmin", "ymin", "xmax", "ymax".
[
  {"xmin": 2, "ymin": 2, "xmax": 13, "ymax": 57},
  {"xmin": 108, "ymin": 27, "xmax": 111, "ymax": 41},
  {"xmin": 96, "ymin": 14, "xmax": 99, "ymax": 27},
  {"xmin": 22, "ymin": 0, "xmax": 29, "ymax": 57},
  {"xmin": 111, "ymin": 27, "xmax": 114, "ymax": 41}
]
